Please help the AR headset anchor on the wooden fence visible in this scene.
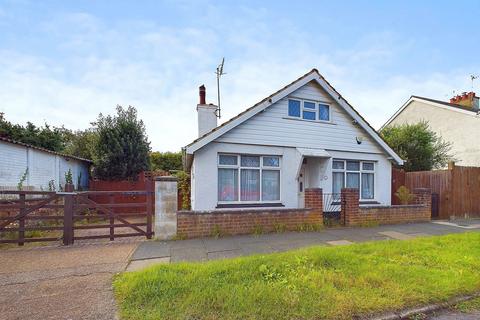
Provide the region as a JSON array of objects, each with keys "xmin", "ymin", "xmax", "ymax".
[
  {"xmin": 392, "ymin": 163, "xmax": 480, "ymax": 219},
  {"xmin": 89, "ymin": 171, "xmax": 190, "ymax": 211}
]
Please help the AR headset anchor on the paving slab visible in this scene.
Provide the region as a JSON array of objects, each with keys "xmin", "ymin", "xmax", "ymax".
[
  {"xmin": 239, "ymin": 243, "xmax": 275, "ymax": 255},
  {"xmin": 207, "ymin": 249, "xmax": 243, "ymax": 260},
  {"xmin": 379, "ymin": 231, "xmax": 415, "ymax": 240},
  {"xmin": 171, "ymin": 247, "xmax": 207, "ymax": 262},
  {"xmin": 126, "ymin": 257, "xmax": 170, "ymax": 272},
  {"xmin": 327, "ymin": 240, "xmax": 354, "ymax": 246},
  {"xmin": 131, "ymin": 241, "xmax": 170, "ymax": 260},
  {"xmin": 204, "ymin": 238, "xmax": 240, "ymax": 253}
]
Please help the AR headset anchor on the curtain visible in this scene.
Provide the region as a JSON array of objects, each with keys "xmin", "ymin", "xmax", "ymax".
[
  {"xmin": 262, "ymin": 170, "xmax": 280, "ymax": 201},
  {"xmin": 241, "ymin": 169, "xmax": 260, "ymax": 201},
  {"xmin": 218, "ymin": 168, "xmax": 238, "ymax": 201},
  {"xmin": 332, "ymin": 172, "xmax": 344, "ymax": 196},
  {"xmin": 362, "ymin": 173, "xmax": 374, "ymax": 199},
  {"xmin": 346, "ymin": 172, "xmax": 360, "ymax": 189}
]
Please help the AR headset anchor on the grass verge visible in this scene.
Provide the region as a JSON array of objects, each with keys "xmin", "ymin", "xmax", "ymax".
[{"xmin": 113, "ymin": 232, "xmax": 480, "ymax": 320}]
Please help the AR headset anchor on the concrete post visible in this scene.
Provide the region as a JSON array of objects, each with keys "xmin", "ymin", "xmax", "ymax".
[{"xmin": 155, "ymin": 176, "xmax": 178, "ymax": 240}]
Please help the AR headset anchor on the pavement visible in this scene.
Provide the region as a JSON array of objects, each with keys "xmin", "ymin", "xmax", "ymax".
[
  {"xmin": 430, "ymin": 310, "xmax": 480, "ymax": 320},
  {"xmin": 1, "ymin": 220, "xmax": 478, "ymax": 320},
  {"xmin": 126, "ymin": 220, "xmax": 480, "ymax": 271},
  {"xmin": 0, "ymin": 240, "xmax": 139, "ymax": 320}
]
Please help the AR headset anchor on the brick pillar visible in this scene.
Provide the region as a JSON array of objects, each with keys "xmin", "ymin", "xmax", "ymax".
[
  {"xmin": 413, "ymin": 188, "xmax": 431, "ymax": 208},
  {"xmin": 341, "ymin": 188, "xmax": 359, "ymax": 226},
  {"xmin": 305, "ymin": 188, "xmax": 323, "ymax": 212}
]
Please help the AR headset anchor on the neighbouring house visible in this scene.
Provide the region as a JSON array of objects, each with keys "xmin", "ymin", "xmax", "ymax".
[
  {"xmin": 381, "ymin": 92, "xmax": 480, "ymax": 167},
  {"xmin": 0, "ymin": 137, "xmax": 91, "ymax": 191},
  {"xmin": 183, "ymin": 69, "xmax": 403, "ymax": 211}
]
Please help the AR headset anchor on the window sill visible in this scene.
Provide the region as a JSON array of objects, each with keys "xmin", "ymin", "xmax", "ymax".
[
  {"xmin": 360, "ymin": 201, "xmax": 380, "ymax": 205},
  {"xmin": 216, "ymin": 203, "xmax": 285, "ymax": 209},
  {"xmin": 283, "ymin": 117, "xmax": 336, "ymax": 125},
  {"xmin": 331, "ymin": 200, "xmax": 379, "ymax": 206}
]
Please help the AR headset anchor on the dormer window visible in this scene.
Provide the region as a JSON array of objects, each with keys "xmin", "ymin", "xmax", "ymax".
[{"xmin": 288, "ymin": 99, "xmax": 331, "ymax": 122}]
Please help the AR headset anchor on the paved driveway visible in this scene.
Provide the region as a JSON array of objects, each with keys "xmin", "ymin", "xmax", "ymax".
[{"xmin": 0, "ymin": 241, "xmax": 138, "ymax": 320}]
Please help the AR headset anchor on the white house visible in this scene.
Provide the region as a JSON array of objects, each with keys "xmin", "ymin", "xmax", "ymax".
[
  {"xmin": 381, "ymin": 93, "xmax": 480, "ymax": 167},
  {"xmin": 0, "ymin": 137, "xmax": 91, "ymax": 191},
  {"xmin": 183, "ymin": 69, "xmax": 403, "ymax": 211}
]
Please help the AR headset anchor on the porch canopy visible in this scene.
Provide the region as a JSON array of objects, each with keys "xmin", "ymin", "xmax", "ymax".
[
  {"xmin": 295, "ymin": 147, "xmax": 331, "ymax": 178},
  {"xmin": 296, "ymin": 147, "xmax": 330, "ymax": 158}
]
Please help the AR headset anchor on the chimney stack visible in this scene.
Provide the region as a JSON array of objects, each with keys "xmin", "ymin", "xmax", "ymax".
[
  {"xmin": 449, "ymin": 91, "xmax": 479, "ymax": 110},
  {"xmin": 196, "ymin": 85, "xmax": 218, "ymax": 137},
  {"xmin": 199, "ymin": 85, "xmax": 206, "ymax": 104}
]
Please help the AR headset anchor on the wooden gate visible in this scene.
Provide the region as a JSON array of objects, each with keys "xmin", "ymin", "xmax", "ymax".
[
  {"xmin": 69, "ymin": 190, "xmax": 153, "ymax": 244},
  {"xmin": 0, "ymin": 184, "xmax": 154, "ymax": 246}
]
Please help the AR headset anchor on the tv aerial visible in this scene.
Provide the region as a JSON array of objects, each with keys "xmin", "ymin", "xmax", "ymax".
[
  {"xmin": 471, "ymin": 74, "xmax": 478, "ymax": 90},
  {"xmin": 215, "ymin": 58, "xmax": 226, "ymax": 118}
]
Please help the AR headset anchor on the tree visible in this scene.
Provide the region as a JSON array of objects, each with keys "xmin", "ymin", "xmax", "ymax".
[
  {"xmin": 0, "ymin": 112, "xmax": 71, "ymax": 152},
  {"xmin": 380, "ymin": 121, "xmax": 453, "ymax": 171},
  {"xmin": 63, "ymin": 129, "xmax": 99, "ymax": 160},
  {"xmin": 93, "ymin": 105, "xmax": 151, "ymax": 180},
  {"xmin": 150, "ymin": 151, "xmax": 182, "ymax": 172}
]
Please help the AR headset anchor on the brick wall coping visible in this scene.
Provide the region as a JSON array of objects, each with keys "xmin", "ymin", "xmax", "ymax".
[
  {"xmin": 360, "ymin": 204, "xmax": 427, "ymax": 209},
  {"xmin": 178, "ymin": 208, "xmax": 312, "ymax": 215}
]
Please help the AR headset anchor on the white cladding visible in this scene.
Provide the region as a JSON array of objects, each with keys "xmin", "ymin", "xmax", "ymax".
[
  {"xmin": 216, "ymin": 81, "xmax": 383, "ymax": 154},
  {"xmin": 190, "ymin": 80, "xmax": 393, "ymax": 210},
  {"xmin": 0, "ymin": 141, "xmax": 90, "ymax": 190}
]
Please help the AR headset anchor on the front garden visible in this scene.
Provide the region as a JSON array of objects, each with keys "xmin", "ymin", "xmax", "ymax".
[{"xmin": 114, "ymin": 232, "xmax": 480, "ymax": 319}]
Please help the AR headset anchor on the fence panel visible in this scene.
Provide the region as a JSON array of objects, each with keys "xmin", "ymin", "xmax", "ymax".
[
  {"xmin": 451, "ymin": 166, "xmax": 480, "ymax": 218},
  {"xmin": 392, "ymin": 164, "xmax": 480, "ymax": 219}
]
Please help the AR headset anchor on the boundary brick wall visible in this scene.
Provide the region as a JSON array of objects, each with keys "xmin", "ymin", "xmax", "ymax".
[
  {"xmin": 177, "ymin": 188, "xmax": 323, "ymax": 238},
  {"xmin": 342, "ymin": 188, "xmax": 431, "ymax": 226}
]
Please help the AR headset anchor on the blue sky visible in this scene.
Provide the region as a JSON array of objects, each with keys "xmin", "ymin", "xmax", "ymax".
[{"xmin": 0, "ymin": 0, "xmax": 479, "ymax": 151}]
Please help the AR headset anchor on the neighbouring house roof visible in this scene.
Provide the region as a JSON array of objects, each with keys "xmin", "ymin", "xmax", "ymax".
[
  {"xmin": 0, "ymin": 136, "xmax": 93, "ymax": 163},
  {"xmin": 381, "ymin": 95, "xmax": 480, "ymax": 130},
  {"xmin": 184, "ymin": 68, "xmax": 404, "ymax": 166}
]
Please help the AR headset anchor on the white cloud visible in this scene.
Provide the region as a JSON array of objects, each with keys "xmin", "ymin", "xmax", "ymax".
[{"xmin": 0, "ymin": 6, "xmax": 478, "ymax": 153}]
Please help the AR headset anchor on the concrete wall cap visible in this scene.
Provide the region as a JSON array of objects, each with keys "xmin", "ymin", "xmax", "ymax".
[{"xmin": 155, "ymin": 176, "xmax": 178, "ymax": 182}]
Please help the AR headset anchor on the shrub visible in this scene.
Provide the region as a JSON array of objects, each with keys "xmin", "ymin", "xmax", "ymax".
[{"xmin": 395, "ymin": 186, "xmax": 415, "ymax": 205}]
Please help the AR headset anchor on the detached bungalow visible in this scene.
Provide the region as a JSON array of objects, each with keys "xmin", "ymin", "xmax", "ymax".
[{"xmin": 183, "ymin": 69, "xmax": 403, "ymax": 211}]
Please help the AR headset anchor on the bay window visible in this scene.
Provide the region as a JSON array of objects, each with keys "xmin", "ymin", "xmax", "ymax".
[
  {"xmin": 218, "ymin": 154, "xmax": 281, "ymax": 203},
  {"xmin": 332, "ymin": 159, "xmax": 375, "ymax": 200}
]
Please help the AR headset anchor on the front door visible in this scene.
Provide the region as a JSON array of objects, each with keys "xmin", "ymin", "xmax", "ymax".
[{"xmin": 298, "ymin": 165, "xmax": 306, "ymax": 208}]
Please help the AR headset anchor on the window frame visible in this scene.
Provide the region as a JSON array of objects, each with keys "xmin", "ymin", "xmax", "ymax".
[
  {"xmin": 287, "ymin": 98, "xmax": 332, "ymax": 123},
  {"xmin": 332, "ymin": 159, "xmax": 376, "ymax": 201},
  {"xmin": 217, "ymin": 154, "xmax": 281, "ymax": 204}
]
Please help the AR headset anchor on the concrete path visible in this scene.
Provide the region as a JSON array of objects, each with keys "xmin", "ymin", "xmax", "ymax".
[
  {"xmin": 127, "ymin": 221, "xmax": 480, "ymax": 271},
  {"xmin": 0, "ymin": 240, "xmax": 139, "ymax": 320}
]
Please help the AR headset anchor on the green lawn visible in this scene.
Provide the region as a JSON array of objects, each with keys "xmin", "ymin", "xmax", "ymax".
[{"xmin": 113, "ymin": 232, "xmax": 480, "ymax": 320}]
